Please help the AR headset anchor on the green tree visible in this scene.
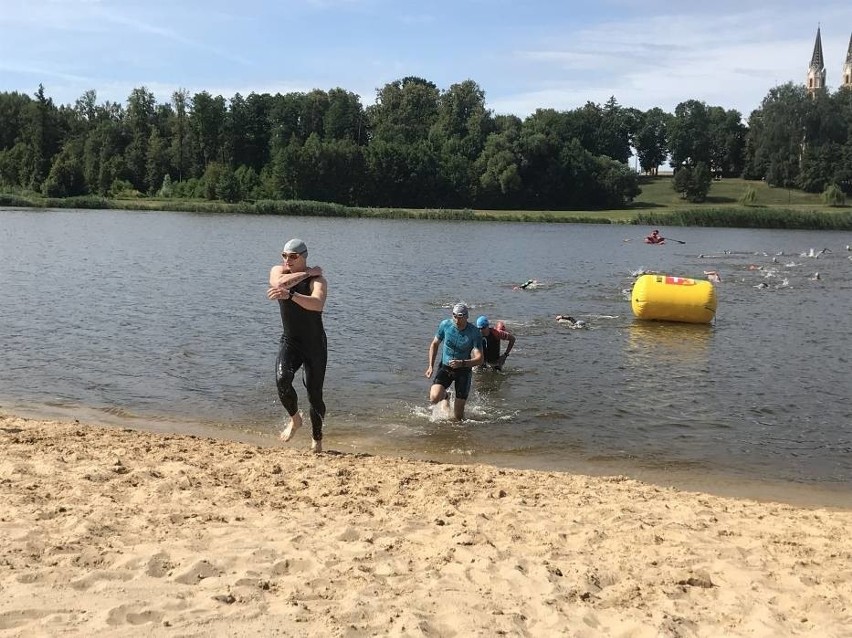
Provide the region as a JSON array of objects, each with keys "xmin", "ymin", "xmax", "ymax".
[
  {"xmin": 22, "ymin": 84, "xmax": 64, "ymax": 190},
  {"xmin": 473, "ymin": 117, "xmax": 523, "ymax": 208},
  {"xmin": 145, "ymin": 128, "xmax": 172, "ymax": 194},
  {"xmin": 673, "ymin": 162, "xmax": 712, "ymax": 202},
  {"xmin": 746, "ymin": 83, "xmax": 809, "ymax": 188},
  {"xmin": 634, "ymin": 107, "xmax": 670, "ymax": 174},
  {"xmin": 190, "ymin": 91, "xmax": 227, "ymax": 170},
  {"xmin": 323, "ymin": 88, "xmax": 366, "ymax": 143},
  {"xmin": 217, "ymin": 167, "xmax": 241, "ymax": 203},
  {"xmin": 669, "ymin": 100, "xmax": 712, "ymax": 169},
  {"xmin": 367, "ymin": 77, "xmax": 440, "ymax": 145},
  {"xmin": 84, "ymin": 118, "xmax": 126, "ymax": 195},
  {"xmin": 41, "ymin": 140, "xmax": 86, "ymax": 197},
  {"xmin": 242, "ymin": 92, "xmax": 274, "ymax": 169},
  {"xmin": 234, "ymin": 164, "xmax": 261, "ymax": 200},
  {"xmin": 707, "ymin": 106, "xmax": 747, "ymax": 177},
  {"xmin": 170, "ymin": 89, "xmax": 191, "ymax": 181},
  {"xmin": 0, "ymin": 91, "xmax": 32, "ymax": 152},
  {"xmin": 201, "ymin": 161, "xmax": 225, "ymax": 200},
  {"xmin": 124, "ymin": 87, "xmax": 157, "ymax": 190},
  {"xmin": 269, "ymin": 92, "xmax": 304, "ymax": 156}
]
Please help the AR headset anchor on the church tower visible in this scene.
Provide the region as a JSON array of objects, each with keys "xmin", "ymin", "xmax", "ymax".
[
  {"xmin": 807, "ymin": 26, "xmax": 826, "ymax": 95},
  {"xmin": 842, "ymin": 32, "xmax": 852, "ymax": 88}
]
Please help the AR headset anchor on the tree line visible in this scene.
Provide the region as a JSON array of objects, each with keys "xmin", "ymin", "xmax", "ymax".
[{"xmin": 0, "ymin": 78, "xmax": 850, "ymax": 210}]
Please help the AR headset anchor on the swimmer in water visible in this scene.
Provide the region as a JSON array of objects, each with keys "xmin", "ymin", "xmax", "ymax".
[
  {"xmin": 513, "ymin": 279, "xmax": 538, "ymax": 290},
  {"xmin": 556, "ymin": 315, "xmax": 587, "ymax": 328}
]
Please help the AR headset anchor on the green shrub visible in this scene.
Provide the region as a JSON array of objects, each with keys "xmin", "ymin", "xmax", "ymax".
[
  {"xmin": 821, "ymin": 184, "xmax": 846, "ymax": 207},
  {"xmin": 739, "ymin": 186, "xmax": 757, "ymax": 206},
  {"xmin": 635, "ymin": 207, "xmax": 852, "ymax": 230},
  {"xmin": 158, "ymin": 174, "xmax": 173, "ymax": 198},
  {"xmin": 110, "ymin": 179, "xmax": 142, "ymax": 198}
]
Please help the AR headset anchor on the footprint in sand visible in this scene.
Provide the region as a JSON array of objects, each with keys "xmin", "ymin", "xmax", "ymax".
[
  {"xmin": 106, "ymin": 604, "xmax": 164, "ymax": 627},
  {"xmin": 70, "ymin": 569, "xmax": 132, "ymax": 590},
  {"xmin": 0, "ymin": 608, "xmax": 69, "ymax": 631},
  {"xmin": 145, "ymin": 552, "xmax": 175, "ymax": 578},
  {"xmin": 173, "ymin": 559, "xmax": 222, "ymax": 584}
]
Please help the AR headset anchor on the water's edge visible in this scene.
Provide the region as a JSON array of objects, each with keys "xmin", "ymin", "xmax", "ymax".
[{"xmin": 5, "ymin": 402, "xmax": 849, "ymax": 510}]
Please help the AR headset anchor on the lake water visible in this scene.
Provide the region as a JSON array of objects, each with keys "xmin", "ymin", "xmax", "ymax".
[{"xmin": 1, "ymin": 208, "xmax": 850, "ymax": 505}]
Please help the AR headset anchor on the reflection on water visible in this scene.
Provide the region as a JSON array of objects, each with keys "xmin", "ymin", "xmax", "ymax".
[
  {"xmin": 1, "ymin": 209, "xmax": 850, "ymax": 496},
  {"xmin": 621, "ymin": 322, "xmax": 715, "ymax": 429},
  {"xmin": 625, "ymin": 321, "xmax": 713, "ymax": 365}
]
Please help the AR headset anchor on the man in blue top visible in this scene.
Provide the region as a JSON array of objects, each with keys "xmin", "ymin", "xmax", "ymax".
[{"xmin": 425, "ymin": 303, "xmax": 484, "ymax": 420}]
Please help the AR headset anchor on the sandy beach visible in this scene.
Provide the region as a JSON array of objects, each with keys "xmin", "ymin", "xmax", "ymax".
[{"xmin": 1, "ymin": 414, "xmax": 850, "ymax": 637}]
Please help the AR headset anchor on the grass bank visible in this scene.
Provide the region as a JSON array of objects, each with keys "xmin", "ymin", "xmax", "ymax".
[{"xmin": 3, "ymin": 177, "xmax": 851, "ymax": 230}]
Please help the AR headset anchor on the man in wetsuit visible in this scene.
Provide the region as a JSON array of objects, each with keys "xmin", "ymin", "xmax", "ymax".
[
  {"xmin": 425, "ymin": 303, "xmax": 484, "ymax": 420},
  {"xmin": 266, "ymin": 238, "xmax": 328, "ymax": 453},
  {"xmin": 475, "ymin": 316, "xmax": 515, "ymax": 371}
]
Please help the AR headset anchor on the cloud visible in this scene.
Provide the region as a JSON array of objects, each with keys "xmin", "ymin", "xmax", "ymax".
[
  {"xmin": 488, "ymin": 7, "xmax": 851, "ymax": 116},
  {"xmin": 97, "ymin": 10, "xmax": 252, "ymax": 66}
]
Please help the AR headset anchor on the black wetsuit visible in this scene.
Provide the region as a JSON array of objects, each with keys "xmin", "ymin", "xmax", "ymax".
[
  {"xmin": 276, "ymin": 276, "xmax": 327, "ymax": 441},
  {"xmin": 482, "ymin": 331, "xmax": 503, "ymax": 366}
]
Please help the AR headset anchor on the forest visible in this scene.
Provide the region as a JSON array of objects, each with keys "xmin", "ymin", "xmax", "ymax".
[{"xmin": 0, "ymin": 78, "xmax": 851, "ymax": 210}]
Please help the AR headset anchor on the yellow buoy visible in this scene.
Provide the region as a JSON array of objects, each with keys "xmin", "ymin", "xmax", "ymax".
[{"xmin": 631, "ymin": 274, "xmax": 717, "ymax": 324}]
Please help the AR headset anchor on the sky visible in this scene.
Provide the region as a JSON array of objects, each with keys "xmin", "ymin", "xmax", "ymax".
[{"xmin": 1, "ymin": 0, "xmax": 851, "ymax": 119}]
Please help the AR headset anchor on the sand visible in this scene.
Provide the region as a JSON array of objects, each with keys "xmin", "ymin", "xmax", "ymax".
[{"xmin": 1, "ymin": 413, "xmax": 850, "ymax": 637}]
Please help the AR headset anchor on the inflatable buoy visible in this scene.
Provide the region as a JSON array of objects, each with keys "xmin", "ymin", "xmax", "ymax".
[{"xmin": 631, "ymin": 275, "xmax": 717, "ymax": 324}]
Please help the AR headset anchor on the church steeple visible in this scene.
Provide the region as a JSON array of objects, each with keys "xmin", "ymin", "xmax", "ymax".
[
  {"xmin": 843, "ymin": 32, "xmax": 852, "ymax": 88},
  {"xmin": 807, "ymin": 26, "xmax": 826, "ymax": 95}
]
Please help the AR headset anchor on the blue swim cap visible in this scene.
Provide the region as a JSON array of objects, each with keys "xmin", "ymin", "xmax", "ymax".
[{"xmin": 475, "ymin": 315, "xmax": 489, "ymax": 328}]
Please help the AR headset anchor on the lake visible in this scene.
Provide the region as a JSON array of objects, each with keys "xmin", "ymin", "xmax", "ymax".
[{"xmin": 1, "ymin": 208, "xmax": 850, "ymax": 504}]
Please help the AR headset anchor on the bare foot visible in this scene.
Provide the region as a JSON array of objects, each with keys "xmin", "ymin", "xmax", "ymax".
[
  {"xmin": 311, "ymin": 439, "xmax": 323, "ymax": 454},
  {"xmin": 280, "ymin": 412, "xmax": 302, "ymax": 442}
]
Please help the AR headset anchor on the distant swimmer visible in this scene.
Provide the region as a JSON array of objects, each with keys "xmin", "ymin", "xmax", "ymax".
[
  {"xmin": 556, "ymin": 315, "xmax": 587, "ymax": 328},
  {"xmin": 802, "ymin": 248, "xmax": 831, "ymax": 258},
  {"xmin": 754, "ymin": 282, "xmax": 769, "ymax": 289},
  {"xmin": 513, "ymin": 279, "xmax": 539, "ymax": 290},
  {"xmin": 704, "ymin": 270, "xmax": 722, "ymax": 283},
  {"xmin": 810, "ymin": 272, "xmax": 821, "ymax": 281}
]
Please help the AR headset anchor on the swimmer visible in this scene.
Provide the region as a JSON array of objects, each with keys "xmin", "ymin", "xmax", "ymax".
[
  {"xmin": 425, "ymin": 303, "xmax": 484, "ymax": 421},
  {"xmin": 512, "ymin": 279, "xmax": 538, "ymax": 290},
  {"xmin": 556, "ymin": 315, "xmax": 587, "ymax": 328},
  {"xmin": 704, "ymin": 270, "xmax": 722, "ymax": 283},
  {"xmin": 475, "ymin": 316, "xmax": 515, "ymax": 371}
]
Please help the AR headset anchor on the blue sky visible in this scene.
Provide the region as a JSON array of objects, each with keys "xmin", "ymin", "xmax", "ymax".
[{"xmin": 1, "ymin": 0, "xmax": 851, "ymax": 118}]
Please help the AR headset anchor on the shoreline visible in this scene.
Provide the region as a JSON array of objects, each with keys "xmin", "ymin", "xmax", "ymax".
[
  {"xmin": 4, "ymin": 199, "xmax": 852, "ymax": 231},
  {"xmin": 2, "ymin": 413, "xmax": 850, "ymax": 636},
  {"xmin": 4, "ymin": 404, "xmax": 850, "ymax": 510}
]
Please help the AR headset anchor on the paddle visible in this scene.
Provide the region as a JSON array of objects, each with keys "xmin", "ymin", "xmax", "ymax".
[{"xmin": 662, "ymin": 237, "xmax": 687, "ymax": 244}]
